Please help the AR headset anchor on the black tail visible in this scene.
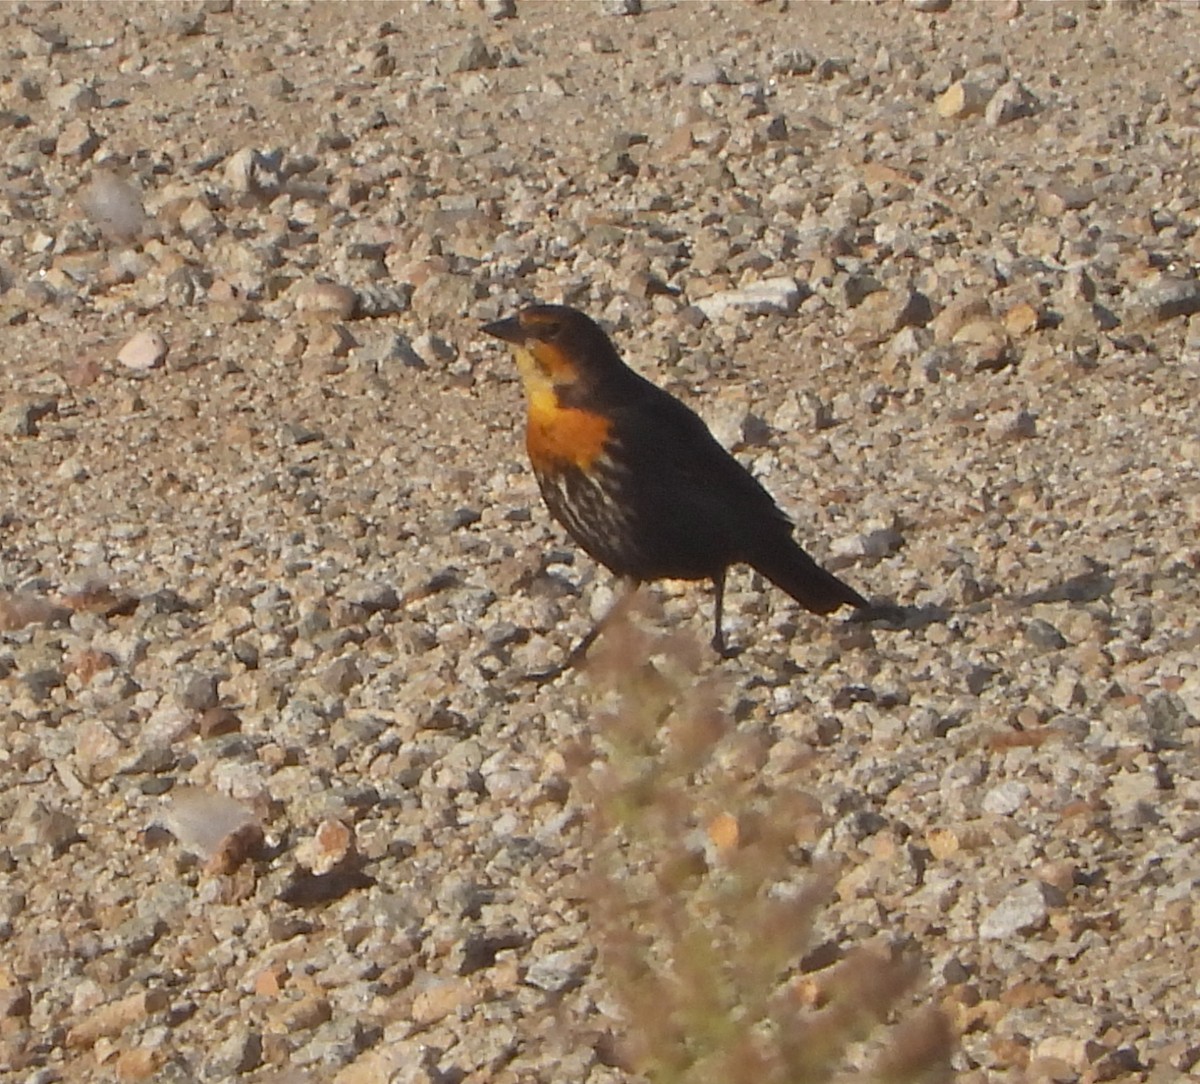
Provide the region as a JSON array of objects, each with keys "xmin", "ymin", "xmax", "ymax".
[{"xmin": 747, "ymin": 536, "xmax": 868, "ymax": 615}]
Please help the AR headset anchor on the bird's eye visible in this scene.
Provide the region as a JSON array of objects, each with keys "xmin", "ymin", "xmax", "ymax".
[{"xmin": 538, "ymin": 320, "xmax": 562, "ymax": 341}]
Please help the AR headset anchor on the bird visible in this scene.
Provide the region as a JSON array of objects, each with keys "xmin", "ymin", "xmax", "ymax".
[{"xmin": 482, "ymin": 302, "xmax": 869, "ymax": 670}]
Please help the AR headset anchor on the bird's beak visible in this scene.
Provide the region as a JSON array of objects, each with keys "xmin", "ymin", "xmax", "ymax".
[{"xmin": 482, "ymin": 316, "xmax": 525, "ymax": 345}]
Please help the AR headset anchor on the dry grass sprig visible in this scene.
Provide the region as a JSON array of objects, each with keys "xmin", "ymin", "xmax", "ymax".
[{"xmin": 574, "ymin": 599, "xmax": 955, "ymax": 1084}]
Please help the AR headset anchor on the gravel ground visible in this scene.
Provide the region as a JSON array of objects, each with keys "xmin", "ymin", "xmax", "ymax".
[{"xmin": 2, "ymin": 0, "xmax": 1200, "ymax": 1081}]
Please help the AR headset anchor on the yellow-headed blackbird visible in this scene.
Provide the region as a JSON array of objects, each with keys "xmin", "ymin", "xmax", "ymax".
[{"xmin": 483, "ymin": 303, "xmax": 868, "ymax": 662}]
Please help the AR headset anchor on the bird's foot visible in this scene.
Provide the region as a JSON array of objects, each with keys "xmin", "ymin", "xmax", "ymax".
[
  {"xmin": 848, "ymin": 600, "xmax": 909, "ymax": 625},
  {"xmin": 521, "ymin": 625, "xmax": 603, "ymax": 684},
  {"xmin": 711, "ymin": 633, "xmax": 742, "ymax": 660},
  {"xmin": 521, "ymin": 662, "xmax": 568, "ymax": 685}
]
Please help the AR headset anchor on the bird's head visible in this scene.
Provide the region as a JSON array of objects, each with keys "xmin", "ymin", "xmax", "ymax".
[{"xmin": 482, "ymin": 304, "xmax": 623, "ymax": 402}]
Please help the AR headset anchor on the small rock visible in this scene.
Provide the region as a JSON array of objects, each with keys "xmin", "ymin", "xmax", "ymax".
[
  {"xmin": 773, "ymin": 48, "xmax": 816, "ymax": 76},
  {"xmin": 179, "ymin": 673, "xmax": 221, "ymax": 712},
  {"xmin": 296, "ymin": 818, "xmax": 357, "ymax": 876},
  {"xmin": 815, "ymin": 57, "xmax": 851, "ymax": 81},
  {"xmin": 987, "ymin": 408, "xmax": 1037, "ymax": 440},
  {"xmin": 982, "ymin": 781, "xmax": 1030, "ymax": 816},
  {"xmin": 985, "ymin": 80, "xmax": 1039, "ymax": 126},
  {"xmin": 1062, "ymin": 268, "xmax": 1096, "ymax": 305},
  {"xmin": 1033, "ymin": 1036, "xmax": 1089, "ymax": 1072},
  {"xmin": 198, "ymin": 707, "xmax": 242, "ymax": 738},
  {"xmin": 524, "ymin": 948, "xmax": 591, "ymax": 993},
  {"xmin": 224, "ymin": 147, "xmax": 283, "ymax": 198},
  {"xmin": 264, "ymin": 72, "xmax": 294, "ymax": 98},
  {"xmin": 953, "ymin": 318, "xmax": 1011, "ymax": 371},
  {"xmin": 1037, "ymin": 181, "xmax": 1094, "ymax": 215},
  {"xmin": 447, "ymin": 507, "xmax": 482, "ymax": 530},
  {"xmin": 1, "ymin": 395, "xmax": 58, "ymax": 437},
  {"xmin": 203, "ymin": 1029, "xmax": 263, "ymax": 1078},
  {"xmin": 980, "ymin": 882, "xmax": 1050, "ymax": 939},
  {"xmin": 709, "ymin": 404, "xmax": 771, "ymax": 451},
  {"xmin": 861, "ymin": 527, "xmax": 904, "ymax": 559},
  {"xmin": 1024, "ymin": 619, "xmax": 1067, "ymax": 651},
  {"xmin": 169, "ymin": 9, "xmax": 207, "ymax": 36},
  {"xmin": 56, "ymin": 119, "xmax": 101, "ymax": 159},
  {"xmin": 0, "ymin": 983, "xmax": 32, "ymax": 1019},
  {"xmin": 411, "ymin": 979, "xmax": 474, "ymax": 1025},
  {"xmin": 600, "ymin": 150, "xmax": 638, "ymax": 178},
  {"xmin": 321, "ymin": 656, "xmax": 362, "ymax": 695},
  {"xmin": 851, "ymin": 292, "xmax": 903, "ymax": 342},
  {"xmin": 932, "ymin": 296, "xmax": 991, "ymax": 343},
  {"xmin": 117, "ymin": 331, "xmax": 169, "ymax": 371},
  {"xmin": 908, "ymin": 0, "xmax": 951, "ymax": 10},
  {"xmin": 414, "ymin": 333, "xmax": 458, "ymax": 364},
  {"xmin": 599, "ymin": 0, "xmax": 642, "ymax": 13},
  {"xmin": 1003, "ymin": 301, "xmax": 1041, "ymax": 336},
  {"xmin": 273, "ymin": 994, "xmax": 332, "ymax": 1033},
  {"xmin": 307, "ymin": 324, "xmax": 358, "ymax": 361},
  {"xmin": 762, "ymin": 114, "xmax": 788, "ymax": 140},
  {"xmin": 455, "ymin": 34, "xmax": 497, "ymax": 72},
  {"xmin": 24, "ymin": 667, "xmax": 64, "ymax": 702},
  {"xmin": 1127, "ymin": 277, "xmax": 1200, "ymax": 325},
  {"xmin": 75, "ymin": 719, "xmax": 124, "ymax": 782},
  {"xmin": 830, "ymin": 526, "xmax": 904, "ymax": 563},
  {"xmin": 177, "ymin": 198, "xmax": 220, "ymax": 241},
  {"xmin": 482, "ymin": 0, "xmax": 517, "ymax": 18},
  {"xmin": 343, "ymin": 581, "xmax": 401, "ymax": 612},
  {"xmin": 386, "ymin": 333, "xmax": 429, "ymax": 369},
  {"xmin": 684, "ymin": 61, "xmax": 730, "ymax": 87},
  {"xmin": 30, "ymin": 23, "xmax": 68, "ymax": 53},
  {"xmin": 352, "ymin": 283, "xmax": 413, "ymax": 317},
  {"xmin": 66, "ymin": 990, "xmax": 170, "ymax": 1050},
  {"xmin": 935, "ymin": 80, "xmax": 989, "ymax": 119},
  {"xmin": 48, "ymin": 80, "xmax": 100, "ymax": 112},
  {"xmin": 776, "ymin": 389, "xmax": 834, "ymax": 431},
  {"xmin": 843, "ymin": 273, "xmax": 884, "ymax": 309},
  {"xmin": 890, "ymin": 289, "xmax": 935, "ymax": 330},
  {"xmin": 1051, "ymin": 670, "xmax": 1086, "ymax": 710},
  {"xmin": 27, "ymin": 802, "xmax": 79, "ymax": 854},
  {"xmin": 296, "ymin": 281, "xmax": 358, "ymax": 322},
  {"xmin": 693, "ymin": 277, "xmax": 804, "ymax": 320},
  {"xmin": 1142, "ymin": 692, "xmax": 1192, "ymax": 745}
]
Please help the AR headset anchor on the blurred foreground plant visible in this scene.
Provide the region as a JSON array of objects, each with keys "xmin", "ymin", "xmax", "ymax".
[{"xmin": 572, "ymin": 596, "xmax": 954, "ymax": 1084}]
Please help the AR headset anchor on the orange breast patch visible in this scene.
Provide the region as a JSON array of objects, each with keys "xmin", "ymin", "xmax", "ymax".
[{"xmin": 525, "ymin": 401, "xmax": 612, "ymax": 472}]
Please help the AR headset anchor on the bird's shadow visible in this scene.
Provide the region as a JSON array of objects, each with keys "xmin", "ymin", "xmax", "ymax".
[
  {"xmin": 849, "ymin": 600, "xmax": 949, "ymax": 631},
  {"xmin": 518, "ymin": 565, "xmax": 1125, "ymax": 682},
  {"xmin": 1011, "ymin": 568, "xmax": 1116, "ymax": 607},
  {"xmin": 846, "ymin": 564, "xmax": 1121, "ymax": 635}
]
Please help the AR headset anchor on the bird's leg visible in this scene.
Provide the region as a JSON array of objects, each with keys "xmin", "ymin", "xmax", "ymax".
[
  {"xmin": 525, "ymin": 580, "xmax": 637, "ymax": 683},
  {"xmin": 711, "ymin": 568, "xmax": 736, "ymax": 658},
  {"xmin": 561, "ymin": 614, "xmax": 609, "ymax": 670}
]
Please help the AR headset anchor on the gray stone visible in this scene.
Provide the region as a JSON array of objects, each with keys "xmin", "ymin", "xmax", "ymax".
[
  {"xmin": 693, "ymin": 277, "xmax": 805, "ymax": 320},
  {"xmin": 456, "ymin": 35, "xmax": 498, "ymax": 72},
  {"xmin": 1024, "ymin": 619, "xmax": 1067, "ymax": 651},
  {"xmin": 524, "ymin": 948, "xmax": 591, "ymax": 992},
  {"xmin": 2, "ymin": 395, "xmax": 57, "ymax": 437},
  {"xmin": 985, "ymin": 80, "xmax": 1039, "ymax": 126},
  {"xmin": 684, "ymin": 61, "xmax": 731, "ymax": 87},
  {"xmin": 980, "ymin": 883, "xmax": 1050, "ymax": 939},
  {"xmin": 1128, "ymin": 277, "xmax": 1200, "ymax": 324},
  {"xmin": 982, "ymin": 781, "xmax": 1030, "ymax": 816}
]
